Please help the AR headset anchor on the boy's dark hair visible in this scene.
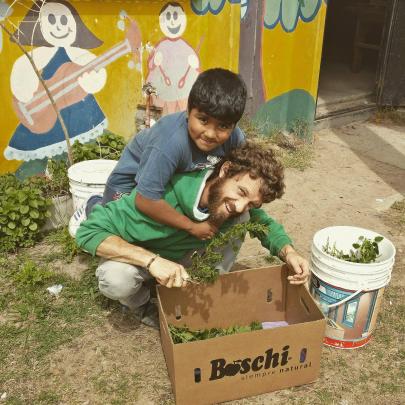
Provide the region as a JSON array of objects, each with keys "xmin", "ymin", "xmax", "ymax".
[
  {"xmin": 212, "ymin": 141, "xmax": 285, "ymax": 203},
  {"xmin": 188, "ymin": 68, "xmax": 247, "ymax": 124}
]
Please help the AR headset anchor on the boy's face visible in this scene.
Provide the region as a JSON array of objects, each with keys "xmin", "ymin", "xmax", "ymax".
[{"xmin": 188, "ymin": 108, "xmax": 235, "ymax": 152}]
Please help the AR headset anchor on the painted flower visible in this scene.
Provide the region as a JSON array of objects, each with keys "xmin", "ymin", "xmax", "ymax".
[
  {"xmin": 264, "ymin": 0, "xmax": 324, "ymax": 32},
  {"xmin": 0, "ymin": 1, "xmax": 13, "ymax": 53},
  {"xmin": 191, "ymin": 0, "xmax": 240, "ymax": 16}
]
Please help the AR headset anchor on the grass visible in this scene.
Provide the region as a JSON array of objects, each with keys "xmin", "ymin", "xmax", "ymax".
[
  {"xmin": 0, "ymin": 253, "xmax": 104, "ymax": 403},
  {"xmin": 239, "ymin": 116, "xmax": 315, "ymax": 171},
  {"xmin": 42, "ymin": 227, "xmax": 80, "ymax": 263},
  {"xmin": 372, "ymin": 107, "xmax": 405, "ymax": 126}
]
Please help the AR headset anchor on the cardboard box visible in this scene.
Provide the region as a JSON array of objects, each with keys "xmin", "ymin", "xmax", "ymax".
[{"xmin": 157, "ymin": 265, "xmax": 326, "ymax": 405}]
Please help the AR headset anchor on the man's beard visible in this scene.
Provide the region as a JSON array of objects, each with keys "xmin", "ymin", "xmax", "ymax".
[{"xmin": 207, "ymin": 177, "xmax": 235, "ymax": 228}]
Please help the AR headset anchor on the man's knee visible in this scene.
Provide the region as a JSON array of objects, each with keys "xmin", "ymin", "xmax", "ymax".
[{"xmin": 96, "ymin": 261, "xmax": 142, "ymax": 301}]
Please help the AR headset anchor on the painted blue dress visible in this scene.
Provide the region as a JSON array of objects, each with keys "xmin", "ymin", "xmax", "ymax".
[{"xmin": 4, "ymin": 47, "xmax": 107, "ymax": 161}]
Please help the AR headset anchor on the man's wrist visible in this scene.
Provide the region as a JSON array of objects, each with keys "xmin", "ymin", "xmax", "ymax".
[
  {"xmin": 278, "ymin": 245, "xmax": 295, "ymax": 262},
  {"xmin": 145, "ymin": 254, "xmax": 160, "ymax": 271}
]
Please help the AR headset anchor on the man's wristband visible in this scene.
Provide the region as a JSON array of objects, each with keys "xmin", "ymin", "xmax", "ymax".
[{"xmin": 146, "ymin": 254, "xmax": 160, "ymax": 271}]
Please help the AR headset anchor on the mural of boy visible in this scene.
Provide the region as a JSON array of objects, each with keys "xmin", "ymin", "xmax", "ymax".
[
  {"xmin": 146, "ymin": 2, "xmax": 200, "ymax": 115},
  {"xmin": 4, "ymin": 0, "xmax": 107, "ymax": 174}
]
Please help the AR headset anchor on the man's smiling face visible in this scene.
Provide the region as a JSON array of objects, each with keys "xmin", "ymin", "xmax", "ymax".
[
  {"xmin": 207, "ymin": 169, "xmax": 263, "ymax": 227},
  {"xmin": 159, "ymin": 4, "xmax": 187, "ymax": 39},
  {"xmin": 40, "ymin": 3, "xmax": 76, "ymax": 47}
]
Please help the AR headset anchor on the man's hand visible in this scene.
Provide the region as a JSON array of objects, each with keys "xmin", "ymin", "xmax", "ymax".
[
  {"xmin": 187, "ymin": 221, "xmax": 218, "ymax": 240},
  {"xmin": 148, "ymin": 256, "xmax": 190, "ymax": 288},
  {"xmin": 279, "ymin": 245, "xmax": 309, "ymax": 285}
]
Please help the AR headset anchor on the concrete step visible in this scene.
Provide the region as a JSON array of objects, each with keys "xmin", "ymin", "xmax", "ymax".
[{"xmin": 314, "ymin": 105, "xmax": 377, "ymax": 130}]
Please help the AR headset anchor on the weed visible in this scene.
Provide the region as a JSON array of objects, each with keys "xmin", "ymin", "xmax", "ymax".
[
  {"xmin": 13, "ymin": 259, "xmax": 53, "ymax": 287},
  {"xmin": 276, "ymin": 143, "xmax": 314, "ymax": 171},
  {"xmin": 289, "ymin": 118, "xmax": 313, "ymax": 140},
  {"xmin": 314, "ymin": 388, "xmax": 335, "ymax": 404},
  {"xmin": 239, "ymin": 115, "xmax": 266, "ymax": 139},
  {"xmin": 391, "ymin": 199, "xmax": 405, "ymax": 212},
  {"xmin": 373, "ymin": 107, "xmax": 405, "ymax": 125},
  {"xmin": 35, "ymin": 390, "xmax": 61, "ymax": 404},
  {"xmin": 44, "ymin": 227, "xmax": 80, "ymax": 263}
]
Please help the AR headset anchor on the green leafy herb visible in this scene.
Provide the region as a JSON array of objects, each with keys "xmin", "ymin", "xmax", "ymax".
[
  {"xmin": 187, "ymin": 222, "xmax": 268, "ymax": 284},
  {"xmin": 0, "ymin": 174, "xmax": 52, "ymax": 253},
  {"xmin": 169, "ymin": 321, "xmax": 263, "ymax": 344},
  {"xmin": 322, "ymin": 235, "xmax": 384, "ymax": 263},
  {"xmin": 72, "ymin": 130, "xmax": 126, "ymax": 162}
]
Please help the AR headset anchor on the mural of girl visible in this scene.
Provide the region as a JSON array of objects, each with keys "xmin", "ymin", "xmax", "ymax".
[
  {"xmin": 4, "ymin": 0, "xmax": 107, "ymax": 165},
  {"xmin": 146, "ymin": 2, "xmax": 200, "ymax": 115}
]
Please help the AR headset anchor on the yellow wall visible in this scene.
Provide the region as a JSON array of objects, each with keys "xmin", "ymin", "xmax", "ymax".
[
  {"xmin": 262, "ymin": 2, "xmax": 327, "ymax": 101},
  {"xmin": 0, "ymin": 0, "xmax": 240, "ymax": 174}
]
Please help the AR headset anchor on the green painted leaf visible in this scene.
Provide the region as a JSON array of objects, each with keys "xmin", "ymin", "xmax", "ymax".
[{"xmin": 7, "ymin": 222, "xmax": 16, "ymax": 229}]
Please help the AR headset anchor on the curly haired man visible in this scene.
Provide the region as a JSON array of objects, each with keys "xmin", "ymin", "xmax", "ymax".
[{"xmin": 76, "ymin": 142, "xmax": 309, "ymax": 328}]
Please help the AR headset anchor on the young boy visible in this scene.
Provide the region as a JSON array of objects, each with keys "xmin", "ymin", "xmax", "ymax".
[{"xmin": 69, "ymin": 68, "xmax": 247, "ymax": 240}]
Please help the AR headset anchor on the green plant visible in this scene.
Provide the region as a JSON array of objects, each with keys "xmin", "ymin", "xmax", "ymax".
[
  {"xmin": 169, "ymin": 321, "xmax": 262, "ymax": 344},
  {"xmin": 13, "ymin": 259, "xmax": 53, "ymax": 287},
  {"xmin": 45, "ymin": 158, "xmax": 70, "ymax": 197},
  {"xmin": 0, "ymin": 174, "xmax": 52, "ymax": 253},
  {"xmin": 323, "ymin": 235, "xmax": 384, "ymax": 263},
  {"xmin": 72, "ymin": 130, "xmax": 126, "ymax": 162},
  {"xmin": 289, "ymin": 118, "xmax": 312, "ymax": 140},
  {"xmin": 44, "ymin": 227, "xmax": 80, "ymax": 263},
  {"xmin": 187, "ymin": 222, "xmax": 268, "ymax": 284}
]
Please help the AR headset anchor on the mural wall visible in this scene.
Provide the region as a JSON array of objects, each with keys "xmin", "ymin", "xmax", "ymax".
[
  {"xmin": 239, "ymin": 0, "xmax": 328, "ymax": 132},
  {"xmin": 0, "ymin": 0, "xmax": 240, "ymax": 176},
  {"xmin": 0, "ymin": 0, "xmax": 328, "ymax": 176}
]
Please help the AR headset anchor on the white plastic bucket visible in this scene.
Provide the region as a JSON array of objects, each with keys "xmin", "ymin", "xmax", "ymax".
[
  {"xmin": 309, "ymin": 226, "xmax": 395, "ymax": 349},
  {"xmin": 68, "ymin": 159, "xmax": 117, "ymax": 210}
]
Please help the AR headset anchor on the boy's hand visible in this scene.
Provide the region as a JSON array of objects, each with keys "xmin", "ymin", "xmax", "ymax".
[
  {"xmin": 279, "ymin": 245, "xmax": 310, "ymax": 285},
  {"xmin": 148, "ymin": 256, "xmax": 189, "ymax": 288},
  {"xmin": 187, "ymin": 221, "xmax": 218, "ymax": 240}
]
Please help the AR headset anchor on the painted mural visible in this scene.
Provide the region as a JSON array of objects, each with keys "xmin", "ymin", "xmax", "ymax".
[
  {"xmin": 147, "ymin": 2, "xmax": 200, "ymax": 115},
  {"xmin": 0, "ymin": 0, "xmax": 328, "ymax": 176},
  {"xmin": 0, "ymin": 0, "xmax": 240, "ymax": 176},
  {"xmin": 238, "ymin": 0, "xmax": 328, "ymax": 132},
  {"xmin": 7, "ymin": 0, "xmax": 110, "ymax": 162},
  {"xmin": 195, "ymin": 0, "xmax": 328, "ymax": 132}
]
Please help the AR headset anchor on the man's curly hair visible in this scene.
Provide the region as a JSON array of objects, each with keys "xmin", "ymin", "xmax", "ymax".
[{"xmin": 212, "ymin": 141, "xmax": 285, "ymax": 203}]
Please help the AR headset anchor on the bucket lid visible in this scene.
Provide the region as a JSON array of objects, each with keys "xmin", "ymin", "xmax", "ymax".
[{"xmin": 68, "ymin": 159, "xmax": 118, "ymax": 184}]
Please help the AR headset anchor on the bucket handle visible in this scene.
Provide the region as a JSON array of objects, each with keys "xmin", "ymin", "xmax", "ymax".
[
  {"xmin": 327, "ymin": 289, "xmax": 362, "ymax": 308},
  {"xmin": 325, "ymin": 272, "xmax": 392, "ymax": 308}
]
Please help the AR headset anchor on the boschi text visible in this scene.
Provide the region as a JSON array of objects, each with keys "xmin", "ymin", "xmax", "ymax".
[{"xmin": 209, "ymin": 346, "xmax": 290, "ymax": 381}]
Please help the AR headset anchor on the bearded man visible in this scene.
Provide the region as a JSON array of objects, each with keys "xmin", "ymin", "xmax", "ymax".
[{"xmin": 76, "ymin": 142, "xmax": 309, "ymax": 328}]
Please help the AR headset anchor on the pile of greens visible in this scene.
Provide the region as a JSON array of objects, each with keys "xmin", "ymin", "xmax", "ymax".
[
  {"xmin": 169, "ymin": 321, "xmax": 262, "ymax": 344},
  {"xmin": 323, "ymin": 235, "xmax": 384, "ymax": 263}
]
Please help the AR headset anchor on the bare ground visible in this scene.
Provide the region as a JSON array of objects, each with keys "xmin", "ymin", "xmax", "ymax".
[{"xmin": 1, "ymin": 119, "xmax": 404, "ymax": 405}]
